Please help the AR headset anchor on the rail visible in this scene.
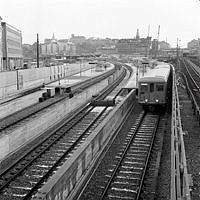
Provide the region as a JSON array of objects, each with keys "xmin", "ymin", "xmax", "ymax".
[
  {"xmin": 171, "ymin": 67, "xmax": 191, "ymax": 200},
  {"xmin": 0, "ymin": 67, "xmax": 127, "ymax": 199},
  {"xmin": 31, "ymin": 74, "xmax": 137, "ymax": 200},
  {"xmin": 181, "ymin": 59, "xmax": 200, "ymax": 125}
]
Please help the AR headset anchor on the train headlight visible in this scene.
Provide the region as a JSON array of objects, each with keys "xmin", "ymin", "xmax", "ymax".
[
  {"xmin": 156, "ymin": 99, "xmax": 159, "ymax": 103},
  {"xmin": 145, "ymin": 99, "xmax": 148, "ymax": 103}
]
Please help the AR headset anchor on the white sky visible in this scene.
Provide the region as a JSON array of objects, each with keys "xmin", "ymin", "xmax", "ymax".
[{"xmin": 1, "ymin": 0, "xmax": 200, "ymax": 47}]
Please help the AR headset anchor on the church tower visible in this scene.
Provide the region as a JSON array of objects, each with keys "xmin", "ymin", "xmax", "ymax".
[
  {"xmin": 136, "ymin": 29, "xmax": 140, "ymax": 40},
  {"xmin": 51, "ymin": 33, "xmax": 57, "ymax": 43}
]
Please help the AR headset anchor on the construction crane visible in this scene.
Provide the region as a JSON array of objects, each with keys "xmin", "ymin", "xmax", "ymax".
[
  {"xmin": 154, "ymin": 25, "xmax": 160, "ymax": 58},
  {"xmin": 157, "ymin": 25, "xmax": 160, "ymax": 41},
  {"xmin": 145, "ymin": 25, "xmax": 150, "ymax": 57}
]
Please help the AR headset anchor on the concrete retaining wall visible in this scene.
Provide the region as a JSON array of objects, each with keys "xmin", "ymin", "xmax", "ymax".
[
  {"xmin": 0, "ymin": 79, "xmax": 108, "ymax": 162},
  {"xmin": 0, "ymin": 91, "xmax": 44, "ymax": 120},
  {"xmin": 32, "ymin": 89, "xmax": 136, "ymax": 200},
  {"xmin": 0, "ymin": 71, "xmax": 17, "ymax": 98},
  {"xmin": 0, "ymin": 65, "xmax": 120, "ymax": 162},
  {"xmin": 0, "ymin": 63, "xmax": 93, "ymax": 101}
]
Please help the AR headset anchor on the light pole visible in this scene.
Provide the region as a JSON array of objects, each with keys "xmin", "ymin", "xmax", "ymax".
[
  {"xmin": 36, "ymin": 33, "xmax": 39, "ymax": 68},
  {"xmin": 58, "ymin": 65, "xmax": 61, "ymax": 85},
  {"xmin": 58, "ymin": 75, "xmax": 61, "ymax": 85}
]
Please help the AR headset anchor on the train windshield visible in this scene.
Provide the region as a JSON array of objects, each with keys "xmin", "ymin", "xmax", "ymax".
[
  {"xmin": 156, "ymin": 84, "xmax": 164, "ymax": 91},
  {"xmin": 150, "ymin": 83, "xmax": 154, "ymax": 92}
]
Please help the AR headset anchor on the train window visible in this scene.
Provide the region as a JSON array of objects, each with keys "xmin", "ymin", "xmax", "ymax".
[
  {"xmin": 156, "ymin": 84, "xmax": 164, "ymax": 91},
  {"xmin": 150, "ymin": 83, "xmax": 154, "ymax": 92}
]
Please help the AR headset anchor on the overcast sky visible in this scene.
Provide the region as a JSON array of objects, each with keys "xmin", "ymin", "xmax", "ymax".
[{"xmin": 1, "ymin": 0, "xmax": 200, "ymax": 47}]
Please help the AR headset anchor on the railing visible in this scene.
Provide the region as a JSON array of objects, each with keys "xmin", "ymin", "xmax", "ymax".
[{"xmin": 171, "ymin": 67, "xmax": 191, "ymax": 200}]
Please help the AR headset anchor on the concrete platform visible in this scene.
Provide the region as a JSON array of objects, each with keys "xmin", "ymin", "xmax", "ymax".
[
  {"xmin": 0, "ymin": 64, "xmax": 114, "ymax": 120},
  {"xmin": 125, "ymin": 63, "xmax": 152, "ymax": 88},
  {"xmin": 0, "ymin": 62, "xmax": 95, "ymax": 102}
]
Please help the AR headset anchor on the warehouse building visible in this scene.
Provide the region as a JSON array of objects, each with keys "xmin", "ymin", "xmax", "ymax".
[
  {"xmin": 116, "ymin": 29, "xmax": 151, "ymax": 57},
  {"xmin": 0, "ymin": 17, "xmax": 3, "ymax": 71},
  {"xmin": 1, "ymin": 20, "xmax": 23, "ymax": 71}
]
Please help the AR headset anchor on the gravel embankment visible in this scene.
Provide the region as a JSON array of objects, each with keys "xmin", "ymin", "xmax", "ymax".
[{"xmin": 177, "ymin": 76, "xmax": 200, "ymax": 200}]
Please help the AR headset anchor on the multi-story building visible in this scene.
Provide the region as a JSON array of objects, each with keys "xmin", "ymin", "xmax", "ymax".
[
  {"xmin": 188, "ymin": 39, "xmax": 200, "ymax": 50},
  {"xmin": 69, "ymin": 34, "xmax": 86, "ymax": 44},
  {"xmin": 68, "ymin": 42, "xmax": 76, "ymax": 56},
  {"xmin": 116, "ymin": 29, "xmax": 151, "ymax": 57},
  {"xmin": 22, "ymin": 44, "xmax": 34, "ymax": 61},
  {"xmin": 187, "ymin": 39, "xmax": 200, "ymax": 56},
  {"xmin": 0, "ymin": 17, "xmax": 3, "ymax": 71},
  {"xmin": 154, "ymin": 41, "xmax": 171, "ymax": 58},
  {"xmin": 75, "ymin": 42, "xmax": 97, "ymax": 55},
  {"xmin": 96, "ymin": 46, "xmax": 117, "ymax": 55},
  {"xmin": 41, "ymin": 34, "xmax": 59, "ymax": 55},
  {"xmin": 41, "ymin": 34, "xmax": 75, "ymax": 56},
  {"xmin": 151, "ymin": 39, "xmax": 159, "ymax": 58},
  {"xmin": 57, "ymin": 39, "xmax": 70, "ymax": 55},
  {"xmin": 1, "ymin": 21, "xmax": 23, "ymax": 71},
  {"xmin": 159, "ymin": 41, "xmax": 170, "ymax": 50}
]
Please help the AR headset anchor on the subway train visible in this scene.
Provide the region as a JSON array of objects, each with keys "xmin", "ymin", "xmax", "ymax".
[
  {"xmin": 138, "ymin": 63, "xmax": 172, "ymax": 110},
  {"xmin": 113, "ymin": 62, "xmax": 173, "ymax": 110}
]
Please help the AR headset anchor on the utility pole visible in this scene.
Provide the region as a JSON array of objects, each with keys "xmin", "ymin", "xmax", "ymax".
[
  {"xmin": 176, "ymin": 38, "xmax": 179, "ymax": 58},
  {"xmin": 177, "ymin": 38, "xmax": 179, "ymax": 70},
  {"xmin": 37, "ymin": 33, "xmax": 39, "ymax": 68}
]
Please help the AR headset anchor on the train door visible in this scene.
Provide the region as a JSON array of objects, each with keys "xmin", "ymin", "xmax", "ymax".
[{"xmin": 149, "ymin": 83, "xmax": 155, "ymax": 102}]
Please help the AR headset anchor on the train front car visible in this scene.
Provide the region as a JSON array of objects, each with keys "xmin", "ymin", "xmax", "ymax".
[{"xmin": 138, "ymin": 64, "xmax": 171, "ymax": 111}]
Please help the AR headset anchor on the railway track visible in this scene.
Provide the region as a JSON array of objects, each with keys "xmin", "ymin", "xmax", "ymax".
[
  {"xmin": 0, "ymin": 67, "xmax": 116, "ymax": 132},
  {"xmin": 184, "ymin": 59, "xmax": 200, "ymax": 88},
  {"xmin": 78, "ymin": 111, "xmax": 162, "ymax": 200},
  {"xmin": 181, "ymin": 58, "xmax": 200, "ymax": 105},
  {"xmin": 0, "ymin": 66, "xmax": 95, "ymax": 106},
  {"xmin": 0, "ymin": 64, "xmax": 131, "ymax": 200},
  {"xmin": 0, "ymin": 104, "xmax": 113, "ymax": 200}
]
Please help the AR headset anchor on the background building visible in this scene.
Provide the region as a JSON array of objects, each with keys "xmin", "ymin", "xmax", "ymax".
[
  {"xmin": 157, "ymin": 41, "xmax": 171, "ymax": 57},
  {"xmin": 41, "ymin": 34, "xmax": 75, "ymax": 56},
  {"xmin": 41, "ymin": 34, "xmax": 59, "ymax": 55},
  {"xmin": 159, "ymin": 41, "xmax": 170, "ymax": 50},
  {"xmin": 97, "ymin": 45, "xmax": 117, "ymax": 55},
  {"xmin": 0, "ymin": 17, "xmax": 3, "ymax": 71},
  {"xmin": 22, "ymin": 44, "xmax": 34, "ymax": 62},
  {"xmin": 187, "ymin": 39, "xmax": 200, "ymax": 56},
  {"xmin": 57, "ymin": 39, "xmax": 70, "ymax": 55},
  {"xmin": 151, "ymin": 39, "xmax": 159, "ymax": 58},
  {"xmin": 1, "ymin": 22, "xmax": 23, "ymax": 71},
  {"xmin": 116, "ymin": 29, "xmax": 151, "ymax": 57},
  {"xmin": 69, "ymin": 34, "xmax": 86, "ymax": 44}
]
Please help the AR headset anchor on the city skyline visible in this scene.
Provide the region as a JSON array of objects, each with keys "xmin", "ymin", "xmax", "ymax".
[{"xmin": 1, "ymin": 0, "xmax": 200, "ymax": 47}]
